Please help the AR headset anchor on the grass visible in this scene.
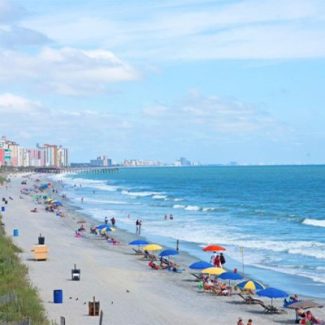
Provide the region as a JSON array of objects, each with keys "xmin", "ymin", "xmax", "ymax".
[
  {"xmin": 0, "ymin": 215, "xmax": 49, "ymax": 324},
  {"xmin": 0, "ymin": 175, "xmax": 6, "ymax": 185}
]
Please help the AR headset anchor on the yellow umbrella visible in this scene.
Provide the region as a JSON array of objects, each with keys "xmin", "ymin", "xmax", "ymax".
[
  {"xmin": 201, "ymin": 267, "xmax": 225, "ymax": 276},
  {"xmin": 143, "ymin": 244, "xmax": 163, "ymax": 251}
]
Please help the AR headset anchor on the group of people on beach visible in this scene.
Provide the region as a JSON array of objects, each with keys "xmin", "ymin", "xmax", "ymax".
[
  {"xmin": 237, "ymin": 318, "xmax": 253, "ymax": 325},
  {"xmin": 210, "ymin": 251, "xmax": 226, "ymax": 268}
]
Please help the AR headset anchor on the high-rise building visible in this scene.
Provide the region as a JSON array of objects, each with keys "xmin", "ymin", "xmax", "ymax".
[
  {"xmin": 0, "ymin": 136, "xmax": 69, "ymax": 168},
  {"xmin": 90, "ymin": 155, "xmax": 111, "ymax": 167}
]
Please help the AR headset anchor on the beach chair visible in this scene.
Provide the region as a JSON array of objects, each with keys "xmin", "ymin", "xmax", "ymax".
[
  {"xmin": 132, "ymin": 248, "xmax": 144, "ymax": 255},
  {"xmin": 238, "ymin": 293, "xmax": 264, "ymax": 304},
  {"xmin": 257, "ymin": 301, "xmax": 287, "ymax": 314},
  {"xmin": 190, "ymin": 272, "xmax": 203, "ymax": 281},
  {"xmin": 143, "ymin": 251, "xmax": 157, "ymax": 261}
]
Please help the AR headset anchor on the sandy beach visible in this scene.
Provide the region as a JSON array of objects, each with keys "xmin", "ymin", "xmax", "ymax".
[{"xmin": 1, "ymin": 173, "xmax": 325, "ymax": 325}]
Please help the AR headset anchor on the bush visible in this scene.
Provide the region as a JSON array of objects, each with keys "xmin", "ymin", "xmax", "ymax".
[{"xmin": 0, "ymin": 217, "xmax": 49, "ymax": 324}]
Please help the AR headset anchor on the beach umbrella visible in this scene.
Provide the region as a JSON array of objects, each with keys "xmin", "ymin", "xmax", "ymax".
[
  {"xmin": 219, "ymin": 271, "xmax": 243, "ymax": 281},
  {"xmin": 202, "ymin": 244, "xmax": 226, "ymax": 252},
  {"xmin": 237, "ymin": 280, "xmax": 265, "ymax": 291},
  {"xmin": 189, "ymin": 261, "xmax": 213, "ymax": 270},
  {"xmin": 257, "ymin": 287, "xmax": 288, "ymax": 299},
  {"xmin": 159, "ymin": 249, "xmax": 179, "ymax": 257},
  {"xmin": 52, "ymin": 201, "xmax": 63, "ymax": 206},
  {"xmin": 201, "ymin": 267, "xmax": 225, "ymax": 276},
  {"xmin": 96, "ymin": 224, "xmax": 112, "ymax": 230},
  {"xmin": 287, "ymin": 300, "xmax": 323, "ymax": 310},
  {"xmin": 143, "ymin": 244, "xmax": 162, "ymax": 251},
  {"xmin": 128, "ymin": 239, "xmax": 149, "ymax": 246}
]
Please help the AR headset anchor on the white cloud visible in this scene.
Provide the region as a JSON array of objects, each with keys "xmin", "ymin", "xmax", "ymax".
[
  {"xmin": 0, "ymin": 94, "xmax": 134, "ymax": 149},
  {"xmin": 143, "ymin": 92, "xmax": 284, "ymax": 136},
  {"xmin": 0, "ymin": 93, "xmax": 41, "ymax": 113},
  {"xmin": 22, "ymin": 0, "xmax": 325, "ymax": 60},
  {"xmin": 0, "ymin": 47, "xmax": 139, "ymax": 95}
]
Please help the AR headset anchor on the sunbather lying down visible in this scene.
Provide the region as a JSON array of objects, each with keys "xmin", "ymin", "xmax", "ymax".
[
  {"xmin": 203, "ymin": 279, "xmax": 231, "ymax": 296},
  {"xmin": 148, "ymin": 261, "xmax": 160, "ymax": 270}
]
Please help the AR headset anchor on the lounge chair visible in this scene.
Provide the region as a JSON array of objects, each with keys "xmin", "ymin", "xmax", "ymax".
[
  {"xmin": 191, "ymin": 272, "xmax": 203, "ymax": 281},
  {"xmin": 238, "ymin": 293, "xmax": 264, "ymax": 304},
  {"xmin": 143, "ymin": 250, "xmax": 157, "ymax": 261},
  {"xmin": 132, "ymin": 248, "xmax": 144, "ymax": 255},
  {"xmin": 257, "ymin": 301, "xmax": 287, "ymax": 314}
]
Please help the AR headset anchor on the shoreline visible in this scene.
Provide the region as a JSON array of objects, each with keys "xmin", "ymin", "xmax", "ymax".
[
  {"xmin": 1, "ymin": 173, "xmax": 325, "ymax": 324},
  {"xmin": 54, "ymin": 172, "xmax": 325, "ymax": 300}
]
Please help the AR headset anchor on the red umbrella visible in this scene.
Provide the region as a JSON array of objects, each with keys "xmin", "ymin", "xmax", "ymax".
[{"xmin": 203, "ymin": 244, "xmax": 225, "ymax": 252}]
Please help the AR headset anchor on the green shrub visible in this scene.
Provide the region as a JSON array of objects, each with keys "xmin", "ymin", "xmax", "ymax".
[{"xmin": 0, "ymin": 217, "xmax": 49, "ymax": 324}]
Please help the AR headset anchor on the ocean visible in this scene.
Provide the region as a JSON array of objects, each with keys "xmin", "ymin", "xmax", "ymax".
[{"xmin": 53, "ymin": 165, "xmax": 325, "ymax": 298}]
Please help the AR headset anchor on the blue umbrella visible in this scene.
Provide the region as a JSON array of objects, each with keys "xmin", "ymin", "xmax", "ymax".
[
  {"xmin": 189, "ymin": 261, "xmax": 213, "ymax": 270},
  {"xmin": 52, "ymin": 201, "xmax": 63, "ymax": 206},
  {"xmin": 96, "ymin": 224, "xmax": 112, "ymax": 231},
  {"xmin": 159, "ymin": 249, "xmax": 179, "ymax": 257},
  {"xmin": 219, "ymin": 272, "xmax": 243, "ymax": 281},
  {"xmin": 257, "ymin": 287, "xmax": 288, "ymax": 299},
  {"xmin": 128, "ymin": 239, "xmax": 149, "ymax": 246}
]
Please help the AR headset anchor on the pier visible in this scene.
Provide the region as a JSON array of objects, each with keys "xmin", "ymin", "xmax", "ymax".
[{"xmin": 0, "ymin": 166, "xmax": 119, "ymax": 174}]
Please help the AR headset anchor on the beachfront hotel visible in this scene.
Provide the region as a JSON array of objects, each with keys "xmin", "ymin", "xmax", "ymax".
[{"xmin": 0, "ymin": 136, "xmax": 69, "ymax": 168}]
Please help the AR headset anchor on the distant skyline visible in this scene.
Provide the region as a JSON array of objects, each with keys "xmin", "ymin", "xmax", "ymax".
[{"xmin": 1, "ymin": 0, "xmax": 325, "ymax": 164}]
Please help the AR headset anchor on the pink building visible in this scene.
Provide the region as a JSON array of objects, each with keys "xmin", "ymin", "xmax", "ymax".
[{"xmin": 0, "ymin": 148, "xmax": 4, "ymax": 167}]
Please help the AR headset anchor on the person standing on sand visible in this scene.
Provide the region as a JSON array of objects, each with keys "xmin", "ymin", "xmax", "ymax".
[
  {"xmin": 111, "ymin": 217, "xmax": 116, "ymax": 227},
  {"xmin": 237, "ymin": 318, "xmax": 244, "ymax": 325},
  {"xmin": 139, "ymin": 220, "xmax": 142, "ymax": 235},
  {"xmin": 214, "ymin": 254, "xmax": 221, "ymax": 268},
  {"xmin": 247, "ymin": 319, "xmax": 253, "ymax": 325},
  {"xmin": 136, "ymin": 219, "xmax": 140, "ymax": 234},
  {"xmin": 104, "ymin": 217, "xmax": 108, "ymax": 225},
  {"xmin": 210, "ymin": 251, "xmax": 217, "ymax": 264},
  {"xmin": 220, "ymin": 252, "xmax": 226, "ymax": 267}
]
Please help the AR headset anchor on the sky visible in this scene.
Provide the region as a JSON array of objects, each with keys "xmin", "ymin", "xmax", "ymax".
[{"xmin": 0, "ymin": 0, "xmax": 325, "ymax": 164}]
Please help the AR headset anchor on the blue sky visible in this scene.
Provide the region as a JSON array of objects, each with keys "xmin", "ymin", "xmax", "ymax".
[{"xmin": 0, "ymin": 0, "xmax": 325, "ymax": 164}]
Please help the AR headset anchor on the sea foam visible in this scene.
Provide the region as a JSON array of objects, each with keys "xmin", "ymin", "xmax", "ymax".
[{"xmin": 302, "ymin": 218, "xmax": 325, "ymax": 228}]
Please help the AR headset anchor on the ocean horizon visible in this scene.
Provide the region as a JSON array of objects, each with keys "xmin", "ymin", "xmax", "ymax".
[{"xmin": 53, "ymin": 165, "xmax": 325, "ymax": 298}]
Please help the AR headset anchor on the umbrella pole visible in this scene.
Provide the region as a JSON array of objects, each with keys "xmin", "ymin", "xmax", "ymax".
[{"xmin": 240, "ymin": 247, "xmax": 245, "ymax": 276}]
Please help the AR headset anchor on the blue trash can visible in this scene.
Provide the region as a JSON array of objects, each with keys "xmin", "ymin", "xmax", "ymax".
[
  {"xmin": 1, "ymin": 207, "xmax": 5, "ymax": 212},
  {"xmin": 13, "ymin": 229, "xmax": 19, "ymax": 237},
  {"xmin": 53, "ymin": 289, "xmax": 63, "ymax": 303}
]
